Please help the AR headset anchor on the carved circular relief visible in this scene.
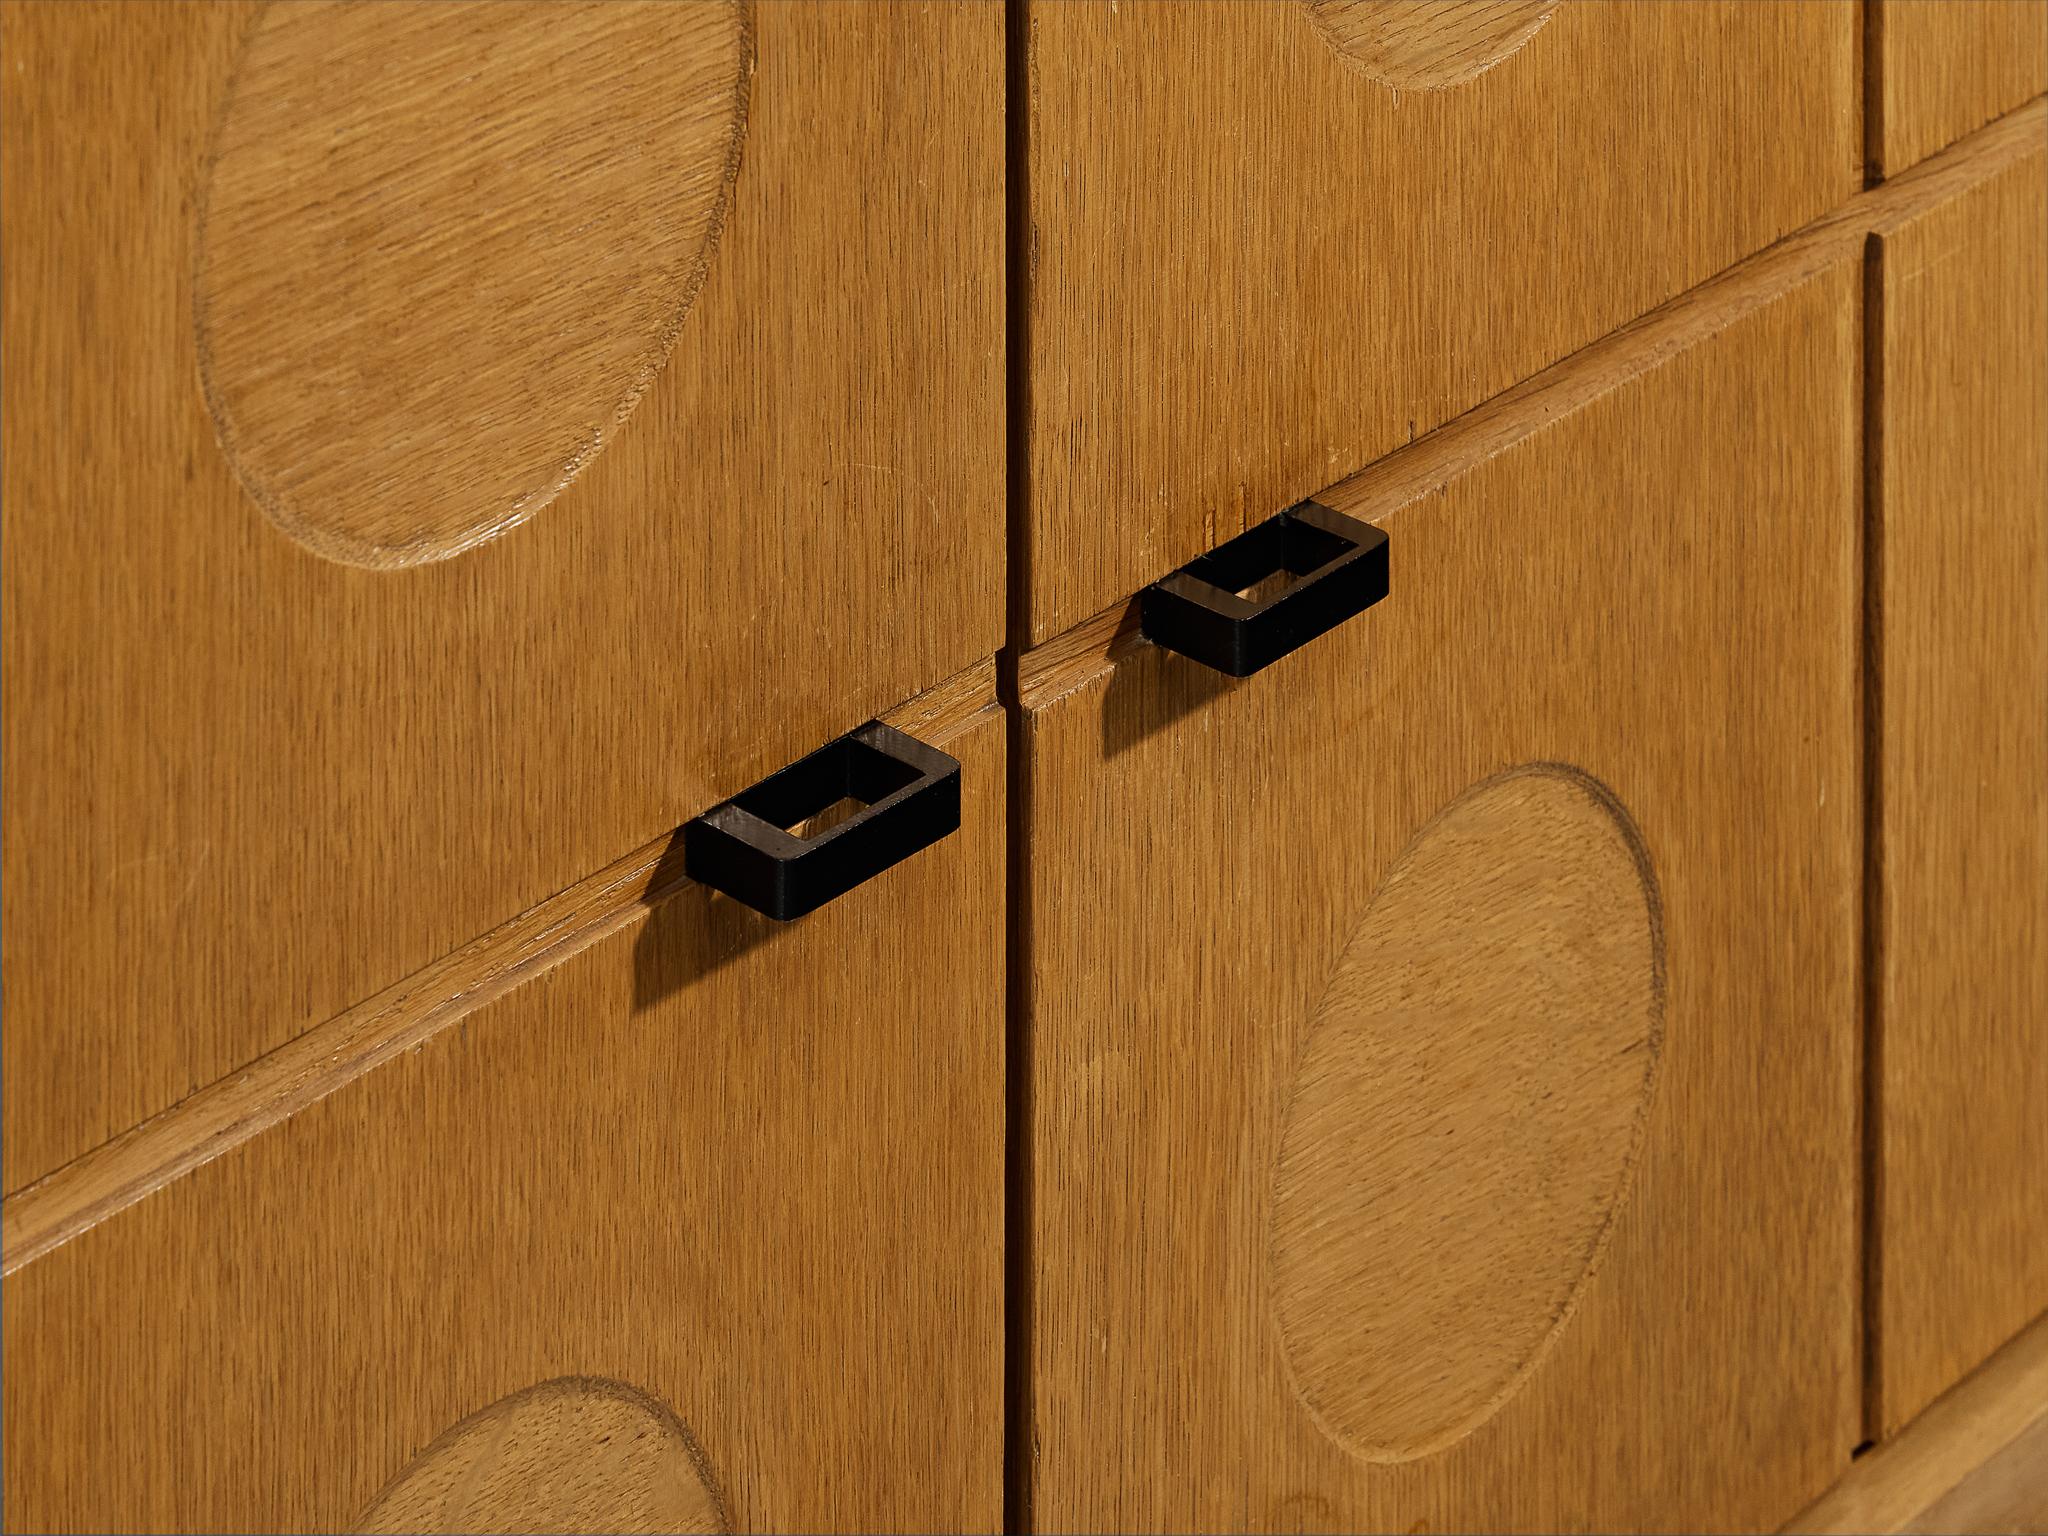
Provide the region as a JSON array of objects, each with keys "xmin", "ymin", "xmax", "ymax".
[
  {"xmin": 1270, "ymin": 765, "xmax": 1664, "ymax": 1463},
  {"xmin": 196, "ymin": 1, "xmax": 751, "ymax": 567},
  {"xmin": 354, "ymin": 1377, "xmax": 728, "ymax": 1534},
  {"xmin": 1303, "ymin": 0, "xmax": 1559, "ymax": 90}
]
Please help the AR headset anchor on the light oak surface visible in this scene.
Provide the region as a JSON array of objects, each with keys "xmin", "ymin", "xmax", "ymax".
[
  {"xmin": 1019, "ymin": 0, "xmax": 1859, "ymax": 642},
  {"xmin": 1791, "ymin": 1307, "xmax": 2048, "ymax": 1535},
  {"xmin": 0, "ymin": 659, "xmax": 997, "ymax": 1279},
  {"xmin": 1906, "ymin": 1411, "xmax": 2048, "ymax": 1534},
  {"xmin": 4, "ymin": 0, "xmax": 2045, "ymax": 1524},
  {"xmin": 1268, "ymin": 766, "xmax": 1665, "ymax": 1466},
  {"xmin": 1019, "ymin": 253, "xmax": 1862, "ymax": 1529},
  {"xmin": 1300, "ymin": 0, "xmax": 1559, "ymax": 90},
  {"xmin": 1871, "ymin": 1, "xmax": 2048, "ymax": 176},
  {"xmin": 354, "ymin": 1378, "xmax": 728, "ymax": 1535},
  {"xmin": 1870, "ymin": 141, "xmax": 2048, "ymax": 1437},
  {"xmin": 1009, "ymin": 105, "xmax": 2048, "ymax": 704},
  {"xmin": 0, "ymin": 702, "xmax": 1005, "ymax": 1534},
  {"xmin": 0, "ymin": 0, "xmax": 1003, "ymax": 1191},
  {"xmin": 196, "ymin": 2, "xmax": 750, "ymax": 567}
]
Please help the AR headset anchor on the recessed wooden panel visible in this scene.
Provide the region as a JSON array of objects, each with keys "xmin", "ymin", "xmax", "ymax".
[
  {"xmin": 1021, "ymin": 259, "xmax": 1860, "ymax": 1530},
  {"xmin": 0, "ymin": 707, "xmax": 1004, "ymax": 1533},
  {"xmin": 1872, "ymin": 145, "xmax": 2048, "ymax": 1435},
  {"xmin": 0, "ymin": 0, "xmax": 1002, "ymax": 1190},
  {"xmin": 1301, "ymin": 0, "xmax": 1558, "ymax": 90},
  {"xmin": 196, "ymin": 2, "xmax": 750, "ymax": 566},
  {"xmin": 1270, "ymin": 766, "xmax": 1665, "ymax": 1465},
  {"xmin": 354, "ymin": 1378, "xmax": 728, "ymax": 1535},
  {"xmin": 1020, "ymin": 0, "xmax": 1859, "ymax": 642},
  {"xmin": 1873, "ymin": 1, "xmax": 2048, "ymax": 177}
]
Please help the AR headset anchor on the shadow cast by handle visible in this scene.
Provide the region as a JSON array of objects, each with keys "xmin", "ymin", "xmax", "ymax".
[
  {"xmin": 1100, "ymin": 638, "xmax": 1245, "ymax": 762},
  {"xmin": 630, "ymin": 827, "xmax": 783, "ymax": 1011}
]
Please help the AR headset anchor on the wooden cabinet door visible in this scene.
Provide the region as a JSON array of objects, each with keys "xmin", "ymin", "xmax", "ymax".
[
  {"xmin": 1871, "ymin": 1, "xmax": 2048, "ymax": 176},
  {"xmin": 1017, "ymin": 255, "xmax": 1862, "ymax": 1530},
  {"xmin": 1, "ymin": 693, "xmax": 1004, "ymax": 1533},
  {"xmin": 1871, "ymin": 136, "xmax": 2048, "ymax": 1435},
  {"xmin": 1020, "ymin": 0, "xmax": 1859, "ymax": 643},
  {"xmin": 0, "ymin": 1, "xmax": 1003, "ymax": 1191}
]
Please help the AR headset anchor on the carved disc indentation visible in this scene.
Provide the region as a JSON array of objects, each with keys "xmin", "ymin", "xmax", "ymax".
[
  {"xmin": 354, "ymin": 1377, "xmax": 728, "ymax": 1534},
  {"xmin": 1303, "ymin": 0, "xmax": 1559, "ymax": 90},
  {"xmin": 197, "ymin": 1, "xmax": 751, "ymax": 567},
  {"xmin": 1270, "ymin": 765, "xmax": 1664, "ymax": 1463}
]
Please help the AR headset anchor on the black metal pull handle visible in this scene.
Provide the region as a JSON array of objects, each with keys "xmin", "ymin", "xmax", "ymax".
[
  {"xmin": 1139, "ymin": 500, "xmax": 1389, "ymax": 677},
  {"xmin": 684, "ymin": 722, "xmax": 961, "ymax": 921}
]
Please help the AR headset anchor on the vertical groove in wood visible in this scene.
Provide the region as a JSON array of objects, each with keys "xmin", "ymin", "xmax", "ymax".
[
  {"xmin": 1002, "ymin": 687, "xmax": 1036, "ymax": 1536},
  {"xmin": 1860, "ymin": 229, "xmax": 1889, "ymax": 1443},
  {"xmin": 1002, "ymin": 6, "xmax": 1036, "ymax": 1531},
  {"xmin": 1004, "ymin": 0, "xmax": 1034, "ymax": 657},
  {"xmin": 1872, "ymin": 142, "xmax": 2048, "ymax": 1434},
  {"xmin": 1864, "ymin": 0, "xmax": 1888, "ymax": 185}
]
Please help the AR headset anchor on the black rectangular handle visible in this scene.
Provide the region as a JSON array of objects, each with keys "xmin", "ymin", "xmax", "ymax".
[
  {"xmin": 1139, "ymin": 500, "xmax": 1389, "ymax": 677},
  {"xmin": 683, "ymin": 722, "xmax": 961, "ymax": 921}
]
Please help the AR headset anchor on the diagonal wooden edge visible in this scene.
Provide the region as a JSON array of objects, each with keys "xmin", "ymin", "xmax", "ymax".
[
  {"xmin": 1014, "ymin": 95, "xmax": 2047, "ymax": 712},
  {"xmin": 8, "ymin": 95, "xmax": 2043, "ymax": 1282},
  {"xmin": 1786, "ymin": 1305, "xmax": 2048, "ymax": 1533},
  {"xmin": 1, "ymin": 656, "xmax": 999, "ymax": 1275}
]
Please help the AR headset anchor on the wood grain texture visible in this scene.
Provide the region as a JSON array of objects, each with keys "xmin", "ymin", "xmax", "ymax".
[
  {"xmin": 1790, "ymin": 1307, "xmax": 2048, "ymax": 1535},
  {"xmin": 0, "ymin": 0, "xmax": 1003, "ymax": 1192},
  {"xmin": 1014, "ymin": 103, "xmax": 2047, "ymax": 687},
  {"xmin": 354, "ymin": 1378, "xmax": 728, "ymax": 1535},
  {"xmin": 1906, "ymin": 1410, "xmax": 2048, "ymax": 1534},
  {"xmin": 1020, "ymin": 0, "xmax": 1859, "ymax": 642},
  {"xmin": 0, "ymin": 708, "xmax": 1005, "ymax": 1534},
  {"xmin": 0, "ymin": 660, "xmax": 998, "ymax": 1278},
  {"xmin": 1021, "ymin": 256, "xmax": 1862, "ymax": 1530},
  {"xmin": 1270, "ymin": 765, "xmax": 1664, "ymax": 1466},
  {"xmin": 1871, "ymin": 142, "xmax": 2048, "ymax": 1436},
  {"xmin": 1872, "ymin": 1, "xmax": 2048, "ymax": 176},
  {"xmin": 196, "ymin": 2, "xmax": 749, "ymax": 566},
  {"xmin": 1301, "ymin": 0, "xmax": 1557, "ymax": 90}
]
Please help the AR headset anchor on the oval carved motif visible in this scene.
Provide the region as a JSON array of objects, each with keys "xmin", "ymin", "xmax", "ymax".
[
  {"xmin": 1303, "ymin": 0, "xmax": 1560, "ymax": 91},
  {"xmin": 354, "ymin": 1377, "xmax": 728, "ymax": 1534},
  {"xmin": 196, "ymin": 1, "xmax": 751, "ymax": 567},
  {"xmin": 1270, "ymin": 764, "xmax": 1665, "ymax": 1463}
]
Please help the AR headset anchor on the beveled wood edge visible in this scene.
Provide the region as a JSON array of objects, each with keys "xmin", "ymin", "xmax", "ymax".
[
  {"xmin": 1787, "ymin": 1305, "xmax": 2048, "ymax": 1533},
  {"xmin": 882, "ymin": 654, "xmax": 1001, "ymax": 744},
  {"xmin": 8, "ymin": 89, "xmax": 2042, "ymax": 1289},
  {"xmin": 1014, "ymin": 94, "xmax": 2048, "ymax": 712},
  {"xmin": 0, "ymin": 656, "xmax": 1000, "ymax": 1273}
]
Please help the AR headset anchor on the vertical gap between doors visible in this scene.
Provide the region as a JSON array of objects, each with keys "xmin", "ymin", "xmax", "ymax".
[
  {"xmin": 1000, "ymin": 659, "xmax": 1033, "ymax": 1536},
  {"xmin": 1862, "ymin": 0, "xmax": 1885, "ymax": 186},
  {"xmin": 1001, "ymin": 1, "xmax": 1034, "ymax": 1530},
  {"xmin": 1859, "ymin": 230, "xmax": 1888, "ymax": 1445}
]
